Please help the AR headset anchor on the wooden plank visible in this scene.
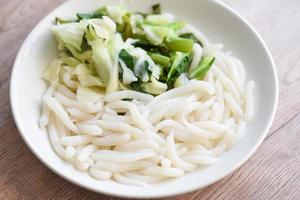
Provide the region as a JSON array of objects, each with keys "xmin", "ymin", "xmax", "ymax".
[{"xmin": 0, "ymin": 0, "xmax": 299, "ymax": 199}]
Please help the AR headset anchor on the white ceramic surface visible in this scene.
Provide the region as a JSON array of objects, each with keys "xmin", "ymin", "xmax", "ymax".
[{"xmin": 10, "ymin": 0, "xmax": 278, "ymax": 198}]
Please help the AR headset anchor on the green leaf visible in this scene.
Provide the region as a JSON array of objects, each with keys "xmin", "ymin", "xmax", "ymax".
[
  {"xmin": 75, "ymin": 64, "xmax": 104, "ymax": 87},
  {"xmin": 52, "ymin": 21, "xmax": 87, "ymax": 51},
  {"xmin": 152, "ymin": 4, "xmax": 161, "ymax": 14},
  {"xmin": 132, "ymin": 40, "xmax": 169, "ymax": 56},
  {"xmin": 143, "ymin": 25, "xmax": 172, "ymax": 45},
  {"xmin": 42, "ymin": 59, "xmax": 63, "ymax": 84},
  {"xmin": 61, "ymin": 57, "xmax": 81, "ymax": 67},
  {"xmin": 77, "ymin": 13, "xmax": 95, "ymax": 20},
  {"xmin": 167, "ymin": 22, "xmax": 185, "ymax": 31},
  {"xmin": 55, "ymin": 17, "xmax": 76, "ymax": 24},
  {"xmin": 179, "ymin": 33, "xmax": 203, "ymax": 47},
  {"xmin": 140, "ymin": 76, "xmax": 167, "ymax": 95},
  {"xmin": 130, "ymin": 76, "xmax": 167, "ymax": 95},
  {"xmin": 130, "ymin": 80, "xmax": 145, "ymax": 93},
  {"xmin": 164, "ymin": 37, "xmax": 194, "ymax": 53},
  {"xmin": 189, "ymin": 56, "xmax": 215, "ymax": 80},
  {"xmin": 118, "ymin": 14, "xmax": 133, "ymax": 40},
  {"xmin": 149, "ymin": 53, "xmax": 170, "ymax": 68},
  {"xmin": 167, "ymin": 52, "xmax": 189, "ymax": 80},
  {"xmin": 119, "ymin": 49, "xmax": 134, "ymax": 70},
  {"xmin": 134, "ymin": 60, "xmax": 150, "ymax": 82},
  {"xmin": 76, "ymin": 7, "xmax": 108, "ymax": 20}
]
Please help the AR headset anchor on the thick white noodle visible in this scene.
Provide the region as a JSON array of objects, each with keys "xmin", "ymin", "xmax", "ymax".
[
  {"xmin": 166, "ymin": 132, "xmax": 195, "ymax": 171},
  {"xmin": 48, "ymin": 118, "xmax": 75, "ymax": 160},
  {"xmin": 57, "ymin": 84, "xmax": 76, "ymax": 99},
  {"xmin": 67, "ymin": 108, "xmax": 94, "ymax": 120},
  {"xmin": 212, "ymin": 67, "xmax": 240, "ymax": 101},
  {"xmin": 104, "ymin": 90, "xmax": 153, "ymax": 102},
  {"xmin": 92, "ymin": 134, "xmax": 131, "ymax": 146},
  {"xmin": 101, "ymin": 113, "xmax": 133, "ymax": 124},
  {"xmin": 94, "ymin": 160, "xmax": 155, "ymax": 172},
  {"xmin": 60, "ymin": 135, "xmax": 93, "ymax": 146},
  {"xmin": 148, "ymin": 81, "xmax": 215, "ymax": 108},
  {"xmin": 77, "ymin": 123, "xmax": 103, "ymax": 136},
  {"xmin": 55, "ymin": 92, "xmax": 102, "ymax": 113},
  {"xmin": 114, "ymin": 139, "xmax": 160, "ymax": 152},
  {"xmin": 84, "ymin": 120, "xmax": 144, "ymax": 138},
  {"xmin": 77, "ymin": 144, "xmax": 97, "ymax": 162},
  {"xmin": 43, "ymin": 95, "xmax": 79, "ymax": 133},
  {"xmin": 89, "ymin": 167, "xmax": 112, "ymax": 180},
  {"xmin": 107, "ymin": 101, "xmax": 153, "ymax": 130},
  {"xmin": 123, "ymin": 172, "xmax": 166, "ymax": 183},
  {"xmin": 140, "ymin": 166, "xmax": 184, "ymax": 178},
  {"xmin": 91, "ymin": 149, "xmax": 156, "ymax": 163},
  {"xmin": 113, "ymin": 173, "xmax": 150, "ymax": 188},
  {"xmin": 189, "ymin": 43, "xmax": 202, "ymax": 72}
]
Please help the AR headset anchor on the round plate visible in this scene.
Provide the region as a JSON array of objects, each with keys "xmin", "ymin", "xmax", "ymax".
[{"xmin": 10, "ymin": 0, "xmax": 278, "ymax": 198}]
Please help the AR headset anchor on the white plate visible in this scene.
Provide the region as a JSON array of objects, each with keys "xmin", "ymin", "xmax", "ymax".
[{"xmin": 10, "ymin": 0, "xmax": 278, "ymax": 198}]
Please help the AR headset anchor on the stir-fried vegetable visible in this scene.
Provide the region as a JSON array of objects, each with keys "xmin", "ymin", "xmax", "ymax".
[
  {"xmin": 189, "ymin": 57, "xmax": 215, "ymax": 80},
  {"xmin": 50, "ymin": 4, "xmax": 215, "ymax": 95}
]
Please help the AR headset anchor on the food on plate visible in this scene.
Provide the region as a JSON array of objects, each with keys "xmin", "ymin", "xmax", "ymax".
[{"xmin": 40, "ymin": 3, "xmax": 255, "ymax": 187}]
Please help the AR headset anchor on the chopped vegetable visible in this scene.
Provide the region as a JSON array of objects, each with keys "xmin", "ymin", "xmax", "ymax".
[
  {"xmin": 77, "ymin": 7, "xmax": 108, "ymax": 20},
  {"xmin": 75, "ymin": 64, "xmax": 104, "ymax": 87},
  {"xmin": 140, "ymin": 76, "xmax": 167, "ymax": 95},
  {"xmin": 179, "ymin": 33, "xmax": 203, "ymax": 47},
  {"xmin": 167, "ymin": 52, "xmax": 190, "ymax": 83},
  {"xmin": 148, "ymin": 53, "xmax": 170, "ymax": 68},
  {"xmin": 119, "ymin": 49, "xmax": 134, "ymax": 70},
  {"xmin": 152, "ymin": 4, "xmax": 161, "ymax": 14},
  {"xmin": 165, "ymin": 37, "xmax": 194, "ymax": 53},
  {"xmin": 52, "ymin": 21, "xmax": 87, "ymax": 51},
  {"xmin": 51, "ymin": 4, "xmax": 215, "ymax": 95},
  {"xmin": 55, "ymin": 17, "xmax": 76, "ymax": 24},
  {"xmin": 189, "ymin": 57, "xmax": 215, "ymax": 80}
]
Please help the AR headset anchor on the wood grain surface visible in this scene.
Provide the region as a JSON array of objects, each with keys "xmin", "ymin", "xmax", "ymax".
[{"xmin": 0, "ymin": 0, "xmax": 299, "ymax": 199}]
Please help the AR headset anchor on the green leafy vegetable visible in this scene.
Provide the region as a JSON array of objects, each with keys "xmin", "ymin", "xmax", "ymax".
[
  {"xmin": 140, "ymin": 76, "xmax": 167, "ymax": 95},
  {"xmin": 43, "ymin": 59, "xmax": 63, "ymax": 84},
  {"xmin": 134, "ymin": 60, "xmax": 150, "ymax": 82},
  {"xmin": 179, "ymin": 33, "xmax": 203, "ymax": 47},
  {"xmin": 133, "ymin": 40, "xmax": 169, "ymax": 56},
  {"xmin": 167, "ymin": 52, "xmax": 190, "ymax": 86},
  {"xmin": 149, "ymin": 53, "xmax": 170, "ymax": 68},
  {"xmin": 50, "ymin": 4, "xmax": 215, "ymax": 95},
  {"xmin": 91, "ymin": 39, "xmax": 118, "ymax": 93},
  {"xmin": 55, "ymin": 17, "xmax": 76, "ymax": 24},
  {"xmin": 130, "ymin": 76, "xmax": 167, "ymax": 95},
  {"xmin": 117, "ymin": 14, "xmax": 133, "ymax": 40},
  {"xmin": 75, "ymin": 64, "xmax": 104, "ymax": 87},
  {"xmin": 165, "ymin": 37, "xmax": 194, "ymax": 53},
  {"xmin": 76, "ymin": 7, "xmax": 108, "ymax": 20},
  {"xmin": 119, "ymin": 49, "xmax": 134, "ymax": 69},
  {"xmin": 152, "ymin": 4, "xmax": 161, "ymax": 14},
  {"xmin": 52, "ymin": 21, "xmax": 87, "ymax": 51},
  {"xmin": 119, "ymin": 49, "xmax": 137, "ymax": 84},
  {"xmin": 189, "ymin": 56, "xmax": 215, "ymax": 80},
  {"xmin": 61, "ymin": 57, "xmax": 81, "ymax": 67}
]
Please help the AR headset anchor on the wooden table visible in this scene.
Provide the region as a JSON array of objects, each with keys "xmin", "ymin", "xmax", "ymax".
[{"xmin": 0, "ymin": 0, "xmax": 299, "ymax": 199}]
